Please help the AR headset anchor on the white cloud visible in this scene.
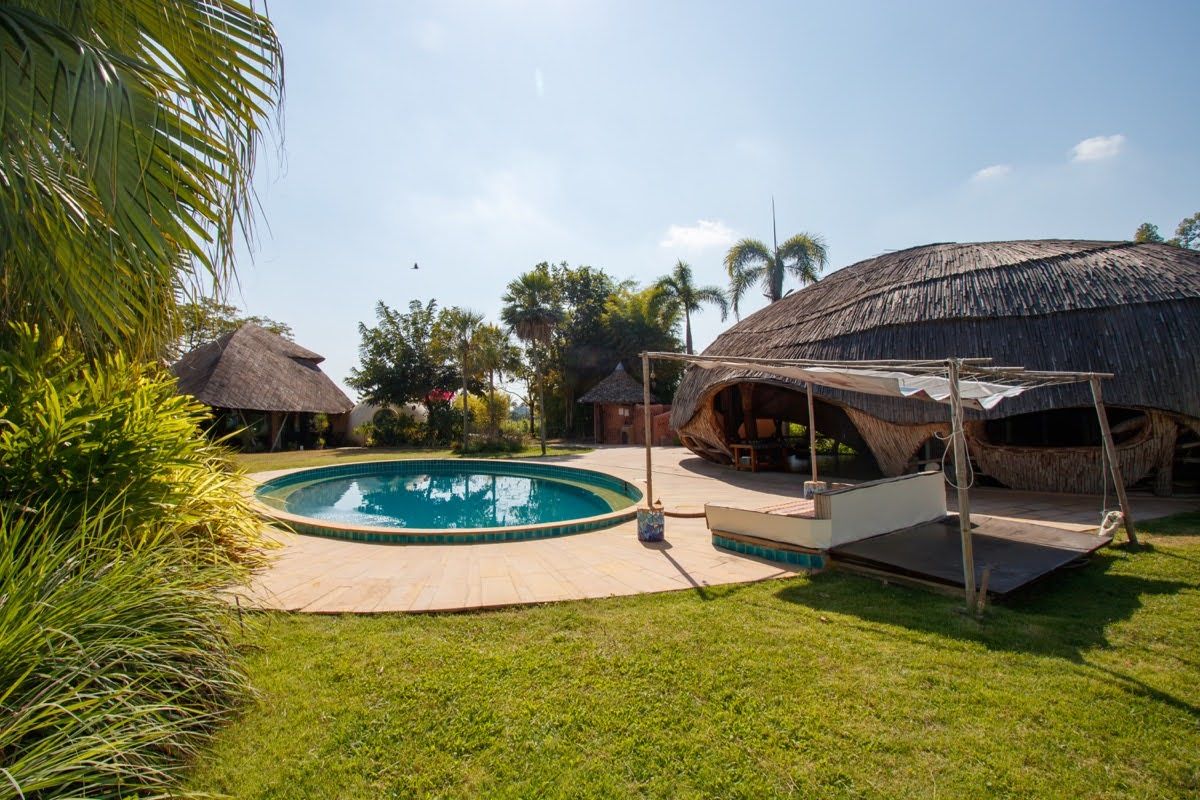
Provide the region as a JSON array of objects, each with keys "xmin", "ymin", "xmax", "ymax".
[
  {"xmin": 971, "ymin": 164, "xmax": 1012, "ymax": 182},
  {"xmin": 534, "ymin": 68, "xmax": 545, "ymax": 98},
  {"xmin": 1071, "ymin": 134, "xmax": 1125, "ymax": 162},
  {"xmin": 659, "ymin": 219, "xmax": 736, "ymax": 251}
]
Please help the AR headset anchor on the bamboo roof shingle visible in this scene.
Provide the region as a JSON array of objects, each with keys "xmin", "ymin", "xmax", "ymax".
[
  {"xmin": 171, "ymin": 323, "xmax": 354, "ymax": 414},
  {"xmin": 671, "ymin": 240, "xmax": 1200, "ymax": 428},
  {"xmin": 578, "ymin": 363, "xmax": 657, "ymax": 405}
]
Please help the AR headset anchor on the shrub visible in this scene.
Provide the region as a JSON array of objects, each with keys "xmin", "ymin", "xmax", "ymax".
[
  {"xmin": 0, "ymin": 326, "xmax": 266, "ymax": 569},
  {"xmin": 465, "ymin": 392, "xmax": 510, "ymax": 436},
  {"xmin": 0, "ymin": 506, "xmax": 251, "ymax": 797},
  {"xmin": 0, "ymin": 326, "xmax": 267, "ymax": 796},
  {"xmin": 361, "ymin": 407, "xmax": 425, "ymax": 447}
]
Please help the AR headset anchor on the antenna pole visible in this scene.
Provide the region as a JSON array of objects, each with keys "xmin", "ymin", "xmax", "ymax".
[{"xmin": 771, "ymin": 195, "xmax": 779, "ymax": 255}]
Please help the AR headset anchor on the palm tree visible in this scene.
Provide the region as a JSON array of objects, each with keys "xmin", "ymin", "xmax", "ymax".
[
  {"xmin": 0, "ymin": 2, "xmax": 283, "ymax": 357},
  {"xmin": 501, "ymin": 269, "xmax": 563, "ymax": 455},
  {"xmin": 475, "ymin": 323, "xmax": 521, "ymax": 438},
  {"xmin": 437, "ymin": 307, "xmax": 485, "ymax": 451},
  {"xmin": 724, "ymin": 232, "xmax": 827, "ymax": 319},
  {"xmin": 654, "ymin": 260, "xmax": 729, "ymax": 354}
]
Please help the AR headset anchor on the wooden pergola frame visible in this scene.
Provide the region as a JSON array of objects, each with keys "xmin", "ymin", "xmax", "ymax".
[{"xmin": 639, "ymin": 351, "xmax": 1137, "ymax": 613}]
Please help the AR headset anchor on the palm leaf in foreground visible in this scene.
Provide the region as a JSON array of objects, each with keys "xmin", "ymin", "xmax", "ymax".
[{"xmin": 0, "ymin": 1, "xmax": 283, "ymax": 356}]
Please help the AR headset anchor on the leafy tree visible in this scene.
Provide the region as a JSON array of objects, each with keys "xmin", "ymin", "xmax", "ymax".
[
  {"xmin": 501, "ymin": 266, "xmax": 563, "ymax": 455},
  {"xmin": 1171, "ymin": 212, "xmax": 1200, "ymax": 250},
  {"xmin": 549, "ymin": 262, "xmax": 630, "ymax": 435},
  {"xmin": 725, "ymin": 232, "xmax": 827, "ymax": 318},
  {"xmin": 348, "ymin": 300, "xmax": 458, "ymax": 443},
  {"xmin": 475, "ymin": 324, "xmax": 522, "ymax": 437},
  {"xmin": 434, "ymin": 307, "xmax": 485, "ymax": 450},
  {"xmin": 1134, "ymin": 222, "xmax": 1164, "ymax": 243},
  {"xmin": 172, "ymin": 297, "xmax": 293, "ymax": 359},
  {"xmin": 0, "ymin": 2, "xmax": 283, "ymax": 357},
  {"xmin": 601, "ymin": 286, "xmax": 685, "ymax": 398},
  {"xmin": 654, "ymin": 260, "xmax": 729, "ymax": 354}
]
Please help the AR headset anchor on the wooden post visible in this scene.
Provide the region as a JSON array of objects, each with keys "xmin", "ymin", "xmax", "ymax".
[
  {"xmin": 642, "ymin": 353, "xmax": 654, "ymax": 508},
  {"xmin": 1089, "ymin": 377, "xmax": 1138, "ymax": 546},
  {"xmin": 807, "ymin": 382, "xmax": 818, "ymax": 484},
  {"xmin": 948, "ymin": 359, "xmax": 978, "ymax": 612}
]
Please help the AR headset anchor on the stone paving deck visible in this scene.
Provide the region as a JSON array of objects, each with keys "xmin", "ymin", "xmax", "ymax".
[{"xmin": 235, "ymin": 446, "xmax": 1198, "ymax": 613}]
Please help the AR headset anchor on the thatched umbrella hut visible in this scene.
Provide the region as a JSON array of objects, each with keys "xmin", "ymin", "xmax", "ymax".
[
  {"xmin": 579, "ymin": 363, "xmax": 674, "ymax": 445},
  {"xmin": 172, "ymin": 323, "xmax": 354, "ymax": 450},
  {"xmin": 671, "ymin": 240, "xmax": 1200, "ymax": 494}
]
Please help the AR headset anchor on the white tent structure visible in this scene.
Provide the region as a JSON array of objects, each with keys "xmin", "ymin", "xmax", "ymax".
[{"xmin": 638, "ymin": 352, "xmax": 1137, "ymax": 611}]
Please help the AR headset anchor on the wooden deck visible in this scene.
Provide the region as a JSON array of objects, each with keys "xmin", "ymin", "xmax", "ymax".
[{"xmin": 829, "ymin": 514, "xmax": 1114, "ymax": 597}]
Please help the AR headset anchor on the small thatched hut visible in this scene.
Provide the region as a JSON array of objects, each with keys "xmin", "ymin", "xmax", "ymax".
[
  {"xmin": 172, "ymin": 323, "xmax": 353, "ymax": 450},
  {"xmin": 671, "ymin": 240, "xmax": 1200, "ymax": 494},
  {"xmin": 579, "ymin": 363, "xmax": 675, "ymax": 446}
]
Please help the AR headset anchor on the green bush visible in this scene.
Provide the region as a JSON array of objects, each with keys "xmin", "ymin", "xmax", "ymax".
[
  {"xmin": 0, "ymin": 326, "xmax": 266, "ymax": 568},
  {"xmin": 0, "ymin": 325, "xmax": 267, "ymax": 795},
  {"xmin": 464, "ymin": 392, "xmax": 510, "ymax": 436},
  {"xmin": 0, "ymin": 506, "xmax": 251, "ymax": 798},
  {"xmin": 361, "ymin": 407, "xmax": 426, "ymax": 447}
]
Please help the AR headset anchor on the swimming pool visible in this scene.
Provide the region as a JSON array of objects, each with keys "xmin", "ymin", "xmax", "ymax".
[{"xmin": 254, "ymin": 460, "xmax": 642, "ymax": 544}]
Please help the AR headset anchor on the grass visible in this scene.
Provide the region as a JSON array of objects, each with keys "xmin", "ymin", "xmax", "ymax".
[
  {"xmin": 234, "ymin": 443, "xmax": 596, "ymax": 472},
  {"xmin": 187, "ymin": 514, "xmax": 1200, "ymax": 798}
]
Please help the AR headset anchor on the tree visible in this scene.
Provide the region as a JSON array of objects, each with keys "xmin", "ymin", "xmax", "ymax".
[
  {"xmin": 0, "ymin": 2, "xmax": 283, "ymax": 357},
  {"xmin": 434, "ymin": 307, "xmax": 485, "ymax": 450},
  {"xmin": 725, "ymin": 232, "xmax": 828, "ymax": 318},
  {"xmin": 347, "ymin": 300, "xmax": 458, "ymax": 443},
  {"xmin": 172, "ymin": 297, "xmax": 293, "ymax": 359},
  {"xmin": 1172, "ymin": 212, "xmax": 1200, "ymax": 250},
  {"xmin": 654, "ymin": 260, "xmax": 729, "ymax": 354},
  {"xmin": 549, "ymin": 262, "xmax": 630, "ymax": 435},
  {"xmin": 475, "ymin": 324, "xmax": 522, "ymax": 437},
  {"xmin": 501, "ymin": 266, "xmax": 563, "ymax": 455},
  {"xmin": 601, "ymin": 285, "xmax": 686, "ymax": 398},
  {"xmin": 1134, "ymin": 222, "xmax": 1164, "ymax": 243}
]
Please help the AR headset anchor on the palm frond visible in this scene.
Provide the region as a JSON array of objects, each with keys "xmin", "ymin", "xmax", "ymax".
[
  {"xmin": 0, "ymin": 2, "xmax": 283, "ymax": 355},
  {"xmin": 778, "ymin": 232, "xmax": 828, "ymax": 285},
  {"xmin": 693, "ymin": 285, "xmax": 730, "ymax": 322}
]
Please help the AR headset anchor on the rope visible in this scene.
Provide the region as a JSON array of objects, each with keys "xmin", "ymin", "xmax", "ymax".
[
  {"xmin": 1096, "ymin": 428, "xmax": 1122, "ymax": 536},
  {"xmin": 935, "ymin": 425, "xmax": 975, "ymax": 491}
]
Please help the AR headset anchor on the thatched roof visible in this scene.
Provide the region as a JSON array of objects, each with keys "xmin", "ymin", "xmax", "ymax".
[
  {"xmin": 578, "ymin": 363, "xmax": 656, "ymax": 404},
  {"xmin": 672, "ymin": 239, "xmax": 1200, "ymax": 427},
  {"xmin": 171, "ymin": 323, "xmax": 353, "ymax": 414}
]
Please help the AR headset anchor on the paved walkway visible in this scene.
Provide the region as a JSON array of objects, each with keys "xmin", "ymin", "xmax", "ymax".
[{"xmin": 236, "ymin": 447, "xmax": 1197, "ymax": 613}]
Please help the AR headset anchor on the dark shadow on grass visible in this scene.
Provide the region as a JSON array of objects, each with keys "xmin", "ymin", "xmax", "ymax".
[
  {"xmin": 771, "ymin": 553, "xmax": 1199, "ymax": 718},
  {"xmin": 775, "ymin": 554, "xmax": 1193, "ymax": 660}
]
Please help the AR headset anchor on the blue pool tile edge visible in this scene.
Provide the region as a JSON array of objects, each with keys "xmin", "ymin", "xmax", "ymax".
[{"xmin": 711, "ymin": 534, "xmax": 827, "ymax": 570}]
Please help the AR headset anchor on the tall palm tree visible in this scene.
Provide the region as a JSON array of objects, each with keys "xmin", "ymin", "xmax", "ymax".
[
  {"xmin": 501, "ymin": 269, "xmax": 563, "ymax": 455},
  {"xmin": 475, "ymin": 323, "xmax": 521, "ymax": 438},
  {"xmin": 0, "ymin": 2, "xmax": 282, "ymax": 358},
  {"xmin": 437, "ymin": 307, "xmax": 485, "ymax": 451},
  {"xmin": 724, "ymin": 232, "xmax": 827, "ymax": 319},
  {"xmin": 654, "ymin": 260, "xmax": 729, "ymax": 354}
]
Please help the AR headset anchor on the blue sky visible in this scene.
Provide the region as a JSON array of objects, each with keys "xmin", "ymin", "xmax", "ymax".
[{"xmin": 232, "ymin": 0, "xmax": 1199, "ymax": 396}]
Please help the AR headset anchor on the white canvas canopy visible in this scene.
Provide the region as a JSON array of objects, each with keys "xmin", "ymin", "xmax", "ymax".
[
  {"xmin": 685, "ymin": 359, "xmax": 1028, "ymax": 411},
  {"xmin": 638, "ymin": 351, "xmax": 1136, "ymax": 613}
]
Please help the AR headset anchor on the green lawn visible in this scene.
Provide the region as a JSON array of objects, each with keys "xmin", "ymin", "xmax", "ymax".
[
  {"xmin": 234, "ymin": 444, "xmax": 595, "ymax": 472},
  {"xmin": 188, "ymin": 516, "xmax": 1200, "ymax": 799}
]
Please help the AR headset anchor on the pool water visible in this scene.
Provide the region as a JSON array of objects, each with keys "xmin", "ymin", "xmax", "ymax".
[{"xmin": 276, "ymin": 469, "xmax": 619, "ymax": 529}]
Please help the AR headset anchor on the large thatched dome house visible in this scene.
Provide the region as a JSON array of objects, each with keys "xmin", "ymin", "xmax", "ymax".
[{"xmin": 671, "ymin": 240, "xmax": 1200, "ymax": 494}]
